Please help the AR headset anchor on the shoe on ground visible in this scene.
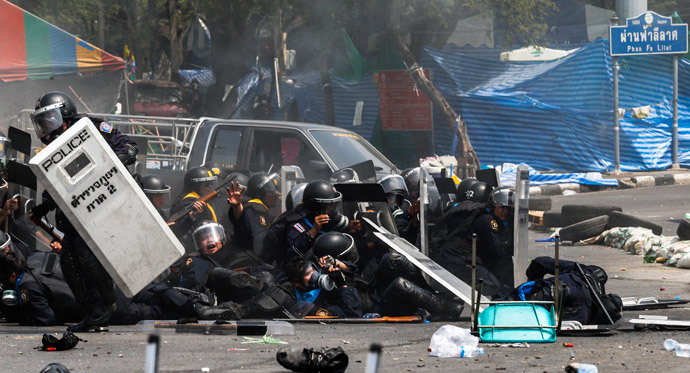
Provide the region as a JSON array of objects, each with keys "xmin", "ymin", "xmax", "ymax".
[
  {"xmin": 194, "ymin": 303, "xmax": 248, "ymax": 320},
  {"xmin": 276, "ymin": 346, "xmax": 348, "ymax": 373}
]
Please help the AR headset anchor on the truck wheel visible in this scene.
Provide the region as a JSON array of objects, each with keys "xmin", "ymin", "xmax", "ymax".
[
  {"xmin": 607, "ymin": 211, "xmax": 663, "ymax": 235},
  {"xmin": 561, "ymin": 204, "xmax": 622, "ymax": 227},
  {"xmin": 529, "ymin": 196, "xmax": 552, "ymax": 211},
  {"xmin": 678, "ymin": 219, "xmax": 690, "ymax": 241},
  {"xmin": 559, "ymin": 215, "xmax": 609, "ymax": 242}
]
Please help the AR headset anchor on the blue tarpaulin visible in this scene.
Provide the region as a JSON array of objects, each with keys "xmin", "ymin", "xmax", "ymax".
[
  {"xmin": 499, "ymin": 164, "xmax": 619, "ymax": 187},
  {"xmin": 231, "ymin": 38, "xmax": 690, "ymax": 172}
]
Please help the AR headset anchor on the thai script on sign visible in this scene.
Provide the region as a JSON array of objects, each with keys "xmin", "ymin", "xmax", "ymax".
[
  {"xmin": 619, "ymin": 29, "xmax": 679, "ymax": 43},
  {"xmin": 71, "ymin": 167, "xmax": 119, "ymax": 213}
]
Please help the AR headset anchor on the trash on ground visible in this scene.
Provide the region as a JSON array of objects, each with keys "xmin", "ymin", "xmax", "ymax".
[
  {"xmin": 242, "ymin": 334, "xmax": 288, "ymax": 344},
  {"xmin": 483, "ymin": 342, "xmax": 529, "ymax": 348},
  {"xmin": 565, "ymin": 362, "xmax": 598, "ymax": 372},
  {"xmin": 428, "ymin": 325, "xmax": 483, "ymax": 358},
  {"xmin": 37, "ymin": 332, "xmax": 86, "ymax": 351},
  {"xmin": 664, "ymin": 339, "xmax": 690, "ymax": 357},
  {"xmin": 276, "ymin": 346, "xmax": 348, "ymax": 373}
]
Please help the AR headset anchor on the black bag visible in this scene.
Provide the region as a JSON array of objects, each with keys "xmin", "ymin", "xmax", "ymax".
[{"xmin": 40, "ymin": 331, "xmax": 86, "ymax": 351}]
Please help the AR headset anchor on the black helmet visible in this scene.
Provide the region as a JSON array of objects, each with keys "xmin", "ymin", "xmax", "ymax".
[
  {"xmin": 456, "ymin": 178, "xmax": 479, "ymax": 202},
  {"xmin": 285, "ymin": 182, "xmax": 307, "ymax": 211},
  {"xmin": 378, "ymin": 174, "xmax": 408, "ymax": 196},
  {"xmin": 225, "ymin": 172, "xmax": 249, "ymax": 189},
  {"xmin": 0, "ymin": 229, "xmax": 11, "ymax": 253},
  {"xmin": 40, "ymin": 363, "xmax": 71, "ymax": 373},
  {"xmin": 312, "ymin": 232, "xmax": 359, "ymax": 264},
  {"xmin": 246, "ymin": 172, "xmax": 279, "ymax": 199},
  {"xmin": 489, "ymin": 187, "xmax": 515, "ymax": 208},
  {"xmin": 329, "ymin": 168, "xmax": 359, "ymax": 184},
  {"xmin": 466, "ymin": 181, "xmax": 491, "ymax": 203},
  {"xmin": 182, "ymin": 166, "xmax": 216, "ymax": 193},
  {"xmin": 302, "ymin": 180, "xmax": 342, "ymax": 213},
  {"xmin": 31, "ymin": 91, "xmax": 78, "ymax": 144},
  {"xmin": 206, "ymin": 162, "xmax": 228, "ymax": 181},
  {"xmin": 138, "ymin": 175, "xmax": 171, "ymax": 210}
]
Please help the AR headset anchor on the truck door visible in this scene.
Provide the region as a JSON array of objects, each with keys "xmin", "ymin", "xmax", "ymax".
[{"xmin": 204, "ymin": 125, "xmax": 248, "ymax": 172}]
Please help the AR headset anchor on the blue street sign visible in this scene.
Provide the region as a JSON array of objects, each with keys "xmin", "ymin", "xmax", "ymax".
[{"xmin": 610, "ymin": 11, "xmax": 688, "ymax": 56}]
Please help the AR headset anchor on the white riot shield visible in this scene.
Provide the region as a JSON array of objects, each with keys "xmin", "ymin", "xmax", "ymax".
[
  {"xmin": 418, "ymin": 167, "xmax": 429, "ymax": 256},
  {"xmin": 280, "ymin": 165, "xmax": 305, "ymax": 212},
  {"xmin": 513, "ymin": 165, "xmax": 530, "ymax": 286},
  {"xmin": 28, "ymin": 118, "xmax": 185, "ymax": 297}
]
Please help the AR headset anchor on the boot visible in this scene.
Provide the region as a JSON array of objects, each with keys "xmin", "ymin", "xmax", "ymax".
[
  {"xmin": 67, "ymin": 303, "xmax": 114, "ymax": 332},
  {"xmin": 194, "ymin": 303, "xmax": 248, "ymax": 320},
  {"xmin": 388, "ymin": 277, "xmax": 464, "ymax": 320},
  {"xmin": 206, "ymin": 268, "xmax": 264, "ymax": 292},
  {"xmin": 276, "ymin": 346, "xmax": 349, "ymax": 373}
]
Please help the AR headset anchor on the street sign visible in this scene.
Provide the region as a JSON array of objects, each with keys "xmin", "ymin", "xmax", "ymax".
[{"xmin": 610, "ymin": 11, "xmax": 688, "ymax": 56}]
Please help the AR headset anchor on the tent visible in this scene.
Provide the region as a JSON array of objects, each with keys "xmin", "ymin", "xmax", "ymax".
[{"xmin": 0, "ymin": 0, "xmax": 125, "ymax": 128}]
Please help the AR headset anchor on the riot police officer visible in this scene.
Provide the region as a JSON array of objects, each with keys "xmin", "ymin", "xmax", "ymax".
[
  {"xmin": 262, "ymin": 180, "xmax": 362, "ymax": 267},
  {"xmin": 136, "ymin": 174, "xmax": 172, "ymax": 219},
  {"xmin": 170, "ymin": 166, "xmax": 218, "ymax": 252},
  {"xmin": 228, "ymin": 172, "xmax": 279, "ymax": 255},
  {"xmin": 28, "ymin": 91, "xmax": 138, "ymax": 332}
]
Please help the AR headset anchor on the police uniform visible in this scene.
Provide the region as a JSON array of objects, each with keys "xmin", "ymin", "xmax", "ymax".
[
  {"xmin": 229, "ymin": 198, "xmax": 273, "ymax": 255},
  {"xmin": 30, "ymin": 116, "xmax": 138, "ymax": 320},
  {"xmin": 13, "ymin": 252, "xmax": 84, "ymax": 326},
  {"xmin": 295, "ymin": 286, "xmax": 362, "ymax": 318},
  {"xmin": 430, "ymin": 200, "xmax": 513, "ymax": 295}
]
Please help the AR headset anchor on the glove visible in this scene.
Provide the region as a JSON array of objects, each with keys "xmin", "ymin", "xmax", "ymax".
[
  {"xmin": 117, "ymin": 143, "xmax": 138, "ymax": 166},
  {"xmin": 328, "ymin": 270, "xmax": 347, "ymax": 288}
]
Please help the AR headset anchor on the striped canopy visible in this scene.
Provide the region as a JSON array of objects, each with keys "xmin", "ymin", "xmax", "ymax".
[{"xmin": 0, "ymin": 0, "xmax": 124, "ymax": 82}]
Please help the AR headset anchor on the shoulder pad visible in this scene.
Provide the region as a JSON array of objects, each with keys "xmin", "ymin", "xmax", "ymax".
[{"xmin": 99, "ymin": 121, "xmax": 113, "ymax": 133}]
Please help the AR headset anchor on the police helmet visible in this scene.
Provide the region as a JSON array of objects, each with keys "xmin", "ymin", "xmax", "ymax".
[
  {"xmin": 0, "ymin": 229, "xmax": 11, "ymax": 253},
  {"xmin": 302, "ymin": 180, "xmax": 342, "ymax": 213},
  {"xmin": 183, "ymin": 166, "xmax": 217, "ymax": 193},
  {"xmin": 40, "ymin": 363, "xmax": 71, "ymax": 373},
  {"xmin": 138, "ymin": 175, "xmax": 171, "ymax": 210},
  {"xmin": 206, "ymin": 162, "xmax": 228, "ymax": 181},
  {"xmin": 329, "ymin": 168, "xmax": 359, "ymax": 184},
  {"xmin": 225, "ymin": 172, "xmax": 249, "ymax": 189},
  {"xmin": 285, "ymin": 182, "xmax": 307, "ymax": 211},
  {"xmin": 401, "ymin": 167, "xmax": 432, "ymax": 197},
  {"xmin": 466, "ymin": 181, "xmax": 492, "ymax": 203},
  {"xmin": 31, "ymin": 92, "xmax": 78, "ymax": 144},
  {"xmin": 192, "ymin": 221, "xmax": 227, "ymax": 253},
  {"xmin": 246, "ymin": 172, "xmax": 280, "ymax": 199},
  {"xmin": 456, "ymin": 178, "xmax": 479, "ymax": 202},
  {"xmin": 312, "ymin": 232, "xmax": 359, "ymax": 264},
  {"xmin": 378, "ymin": 174, "xmax": 408, "ymax": 196},
  {"xmin": 489, "ymin": 187, "xmax": 515, "ymax": 208}
]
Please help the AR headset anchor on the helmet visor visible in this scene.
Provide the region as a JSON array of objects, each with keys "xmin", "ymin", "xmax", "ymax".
[
  {"xmin": 258, "ymin": 172, "xmax": 280, "ymax": 194},
  {"xmin": 30, "ymin": 103, "xmax": 64, "ymax": 139},
  {"xmin": 379, "ymin": 174, "xmax": 409, "ymax": 195},
  {"xmin": 192, "ymin": 223, "xmax": 227, "ymax": 253},
  {"xmin": 313, "ymin": 190, "xmax": 343, "ymax": 214},
  {"xmin": 144, "ymin": 186, "xmax": 171, "ymax": 211}
]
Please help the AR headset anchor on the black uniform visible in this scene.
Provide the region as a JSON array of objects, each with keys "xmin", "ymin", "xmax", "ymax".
[
  {"xmin": 170, "ymin": 192, "xmax": 219, "ymax": 253},
  {"xmin": 295, "ymin": 286, "xmax": 362, "ymax": 318},
  {"xmin": 12, "ymin": 252, "xmax": 84, "ymax": 326},
  {"xmin": 30, "ymin": 116, "xmax": 138, "ymax": 319},
  {"xmin": 430, "ymin": 201, "xmax": 513, "ymax": 295},
  {"xmin": 229, "ymin": 198, "xmax": 273, "ymax": 255}
]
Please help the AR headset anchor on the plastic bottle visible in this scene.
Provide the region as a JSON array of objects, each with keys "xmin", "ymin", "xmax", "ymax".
[
  {"xmin": 577, "ymin": 363, "xmax": 598, "ymax": 373},
  {"xmin": 459, "ymin": 346, "xmax": 484, "ymax": 358},
  {"xmin": 663, "ymin": 339, "xmax": 690, "ymax": 357}
]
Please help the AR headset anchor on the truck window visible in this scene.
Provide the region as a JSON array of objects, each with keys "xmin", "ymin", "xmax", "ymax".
[
  {"xmin": 249, "ymin": 129, "xmax": 326, "ymax": 179},
  {"xmin": 208, "ymin": 127, "xmax": 243, "ymax": 169}
]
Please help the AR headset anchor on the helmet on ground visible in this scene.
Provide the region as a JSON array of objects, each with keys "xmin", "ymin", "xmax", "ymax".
[
  {"xmin": 312, "ymin": 231, "xmax": 359, "ymax": 264},
  {"xmin": 302, "ymin": 180, "xmax": 342, "ymax": 213},
  {"xmin": 285, "ymin": 182, "xmax": 307, "ymax": 211},
  {"xmin": 246, "ymin": 172, "xmax": 280, "ymax": 199},
  {"xmin": 31, "ymin": 91, "xmax": 78, "ymax": 144},
  {"xmin": 183, "ymin": 166, "xmax": 217, "ymax": 193},
  {"xmin": 329, "ymin": 168, "xmax": 359, "ymax": 184},
  {"xmin": 488, "ymin": 187, "xmax": 515, "ymax": 208},
  {"xmin": 192, "ymin": 221, "xmax": 227, "ymax": 253},
  {"xmin": 456, "ymin": 178, "xmax": 479, "ymax": 202},
  {"xmin": 466, "ymin": 181, "xmax": 492, "ymax": 203}
]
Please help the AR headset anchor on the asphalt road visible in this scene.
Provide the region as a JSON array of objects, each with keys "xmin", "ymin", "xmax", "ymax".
[{"xmin": 2, "ymin": 185, "xmax": 690, "ymax": 372}]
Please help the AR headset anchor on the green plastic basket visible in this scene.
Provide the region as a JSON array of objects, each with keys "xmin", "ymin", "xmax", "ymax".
[{"xmin": 477, "ymin": 302, "xmax": 557, "ymax": 343}]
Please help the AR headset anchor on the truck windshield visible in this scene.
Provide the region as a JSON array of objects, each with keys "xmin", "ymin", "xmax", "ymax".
[{"xmin": 309, "ymin": 130, "xmax": 397, "ymax": 174}]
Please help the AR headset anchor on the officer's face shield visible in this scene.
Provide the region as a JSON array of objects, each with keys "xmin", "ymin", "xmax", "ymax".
[
  {"xmin": 259, "ymin": 172, "xmax": 281, "ymax": 206},
  {"xmin": 313, "ymin": 190, "xmax": 343, "ymax": 218},
  {"xmin": 379, "ymin": 174, "xmax": 409, "ymax": 196},
  {"xmin": 192, "ymin": 174, "xmax": 217, "ymax": 195},
  {"xmin": 30, "ymin": 103, "xmax": 65, "ymax": 139},
  {"xmin": 329, "ymin": 168, "xmax": 359, "ymax": 184},
  {"xmin": 144, "ymin": 185, "xmax": 171, "ymax": 211},
  {"xmin": 193, "ymin": 223, "xmax": 227, "ymax": 255},
  {"xmin": 491, "ymin": 189, "xmax": 515, "ymax": 220}
]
